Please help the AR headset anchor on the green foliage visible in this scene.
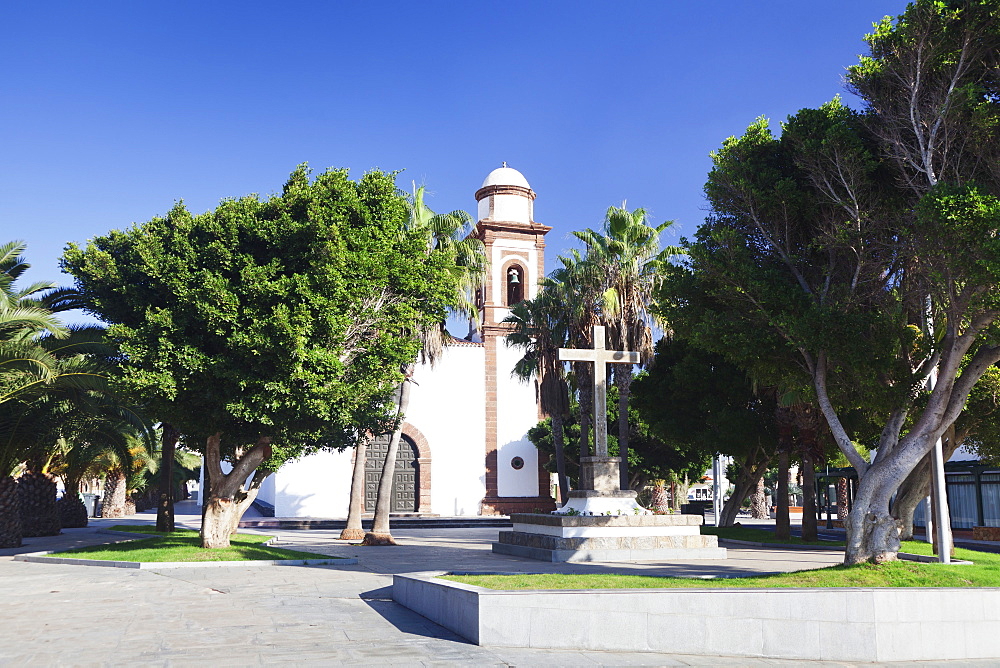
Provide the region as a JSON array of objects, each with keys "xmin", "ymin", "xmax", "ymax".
[
  {"xmin": 631, "ymin": 338, "xmax": 775, "ymax": 471},
  {"xmin": 62, "ymin": 166, "xmax": 459, "ymax": 468}
]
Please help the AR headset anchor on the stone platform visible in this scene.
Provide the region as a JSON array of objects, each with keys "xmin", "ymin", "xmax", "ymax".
[{"xmin": 492, "ymin": 513, "xmax": 727, "ymax": 562}]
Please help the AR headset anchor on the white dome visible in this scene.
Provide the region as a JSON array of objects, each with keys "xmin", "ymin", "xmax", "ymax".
[{"xmin": 481, "ymin": 166, "xmax": 530, "ymax": 189}]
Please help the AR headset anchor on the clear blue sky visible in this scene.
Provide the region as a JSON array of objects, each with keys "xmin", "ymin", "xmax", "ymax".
[{"xmin": 2, "ymin": 1, "xmax": 908, "ymax": 325}]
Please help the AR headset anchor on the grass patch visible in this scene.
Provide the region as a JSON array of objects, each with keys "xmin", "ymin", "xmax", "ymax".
[
  {"xmin": 54, "ymin": 525, "xmax": 338, "ymax": 562},
  {"xmin": 444, "ymin": 541, "xmax": 1000, "ymax": 590},
  {"xmin": 702, "ymin": 525, "xmax": 844, "ymax": 547}
]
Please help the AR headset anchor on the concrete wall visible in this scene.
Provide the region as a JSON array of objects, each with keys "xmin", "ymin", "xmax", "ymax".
[{"xmin": 393, "ymin": 572, "xmax": 1000, "ymax": 662}]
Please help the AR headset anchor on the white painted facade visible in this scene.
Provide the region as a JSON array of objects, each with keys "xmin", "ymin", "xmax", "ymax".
[{"xmin": 249, "ymin": 165, "xmax": 553, "ymax": 517}]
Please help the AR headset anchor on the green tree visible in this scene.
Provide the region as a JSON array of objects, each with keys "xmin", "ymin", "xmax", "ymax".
[
  {"xmin": 63, "ymin": 167, "xmax": 457, "ymax": 548},
  {"xmin": 363, "ymin": 185, "xmax": 486, "ymax": 545},
  {"xmin": 631, "ymin": 338, "xmax": 777, "ymax": 526},
  {"xmin": 674, "ymin": 0, "xmax": 1000, "ymax": 563},
  {"xmin": 573, "ymin": 205, "xmax": 679, "ymax": 489},
  {"xmin": 0, "ymin": 243, "xmax": 140, "ymax": 546}
]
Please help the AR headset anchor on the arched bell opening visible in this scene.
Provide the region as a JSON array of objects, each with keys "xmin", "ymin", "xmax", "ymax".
[{"xmin": 505, "ymin": 263, "xmax": 525, "ymax": 306}]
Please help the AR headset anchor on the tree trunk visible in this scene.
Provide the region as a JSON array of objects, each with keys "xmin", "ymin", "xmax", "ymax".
[
  {"xmin": 844, "ymin": 462, "xmax": 902, "ymax": 564},
  {"xmin": 650, "ymin": 480, "xmax": 668, "ymax": 512},
  {"xmin": 892, "ymin": 432, "xmax": 961, "ymax": 541},
  {"xmin": 750, "ymin": 476, "xmax": 769, "ymax": 519},
  {"xmin": 775, "ymin": 449, "xmax": 791, "ymax": 541},
  {"xmin": 340, "ymin": 437, "xmax": 369, "ymax": 540},
  {"xmin": 101, "ymin": 469, "xmax": 128, "ymax": 519},
  {"xmin": 364, "ymin": 367, "xmax": 412, "ymax": 546},
  {"xmin": 673, "ymin": 475, "xmax": 691, "ymax": 512},
  {"xmin": 893, "ymin": 454, "xmax": 930, "ymax": 541},
  {"xmin": 57, "ymin": 474, "xmax": 88, "ymax": 529},
  {"xmin": 203, "ymin": 496, "xmax": 242, "ymax": 548},
  {"xmin": 200, "ymin": 432, "xmax": 272, "ymax": 549},
  {"xmin": 156, "ymin": 423, "xmax": 179, "ymax": 532},
  {"xmin": 19, "ymin": 470, "xmax": 61, "ymax": 537},
  {"xmin": 719, "ymin": 461, "xmax": 767, "ymax": 527},
  {"xmin": 576, "ymin": 362, "xmax": 593, "ymax": 458},
  {"xmin": 0, "ymin": 475, "xmax": 22, "ymax": 548},
  {"xmin": 801, "ymin": 452, "xmax": 818, "ymax": 542},
  {"xmin": 616, "ymin": 366, "xmax": 632, "ymax": 490},
  {"xmin": 552, "ymin": 414, "xmax": 570, "ymax": 505},
  {"xmin": 837, "ymin": 477, "xmax": 850, "ymax": 521}
]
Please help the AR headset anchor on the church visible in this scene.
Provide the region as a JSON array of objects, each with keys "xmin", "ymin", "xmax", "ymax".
[{"xmin": 252, "ymin": 165, "xmax": 557, "ymax": 517}]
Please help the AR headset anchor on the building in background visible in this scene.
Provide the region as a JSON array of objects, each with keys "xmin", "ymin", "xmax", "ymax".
[{"xmin": 245, "ymin": 166, "xmax": 555, "ymax": 517}]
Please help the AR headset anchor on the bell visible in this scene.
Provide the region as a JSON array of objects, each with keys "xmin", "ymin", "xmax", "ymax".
[{"xmin": 508, "ymin": 269, "xmax": 520, "ymax": 284}]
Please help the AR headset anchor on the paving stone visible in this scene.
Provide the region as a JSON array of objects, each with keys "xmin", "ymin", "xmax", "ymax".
[{"xmin": 0, "ymin": 501, "xmax": 973, "ymax": 666}]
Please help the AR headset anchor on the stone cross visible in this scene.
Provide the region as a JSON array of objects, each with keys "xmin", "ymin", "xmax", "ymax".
[{"xmin": 558, "ymin": 325, "xmax": 639, "ymax": 457}]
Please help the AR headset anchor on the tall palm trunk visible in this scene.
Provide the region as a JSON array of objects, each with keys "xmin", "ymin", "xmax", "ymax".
[
  {"xmin": 19, "ymin": 470, "xmax": 60, "ymax": 536},
  {"xmin": 101, "ymin": 469, "xmax": 128, "ymax": 518},
  {"xmin": 576, "ymin": 362, "xmax": 593, "ymax": 458},
  {"xmin": 340, "ymin": 437, "xmax": 368, "ymax": 540},
  {"xmin": 156, "ymin": 423, "xmax": 179, "ymax": 532},
  {"xmin": 615, "ymin": 366, "xmax": 632, "ymax": 490},
  {"xmin": 650, "ymin": 480, "xmax": 668, "ymax": 512},
  {"xmin": 775, "ymin": 449, "xmax": 791, "ymax": 541},
  {"xmin": 837, "ymin": 478, "xmax": 850, "ymax": 521},
  {"xmin": 551, "ymin": 414, "xmax": 569, "ymax": 505},
  {"xmin": 364, "ymin": 366, "xmax": 412, "ymax": 546},
  {"xmin": 750, "ymin": 476, "xmax": 769, "ymax": 519},
  {"xmin": 0, "ymin": 476, "xmax": 22, "ymax": 547},
  {"xmin": 774, "ymin": 407, "xmax": 794, "ymax": 540},
  {"xmin": 801, "ymin": 451, "xmax": 818, "ymax": 542}
]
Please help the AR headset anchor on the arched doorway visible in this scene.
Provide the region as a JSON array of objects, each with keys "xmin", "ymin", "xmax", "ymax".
[{"xmin": 365, "ymin": 434, "xmax": 418, "ymax": 512}]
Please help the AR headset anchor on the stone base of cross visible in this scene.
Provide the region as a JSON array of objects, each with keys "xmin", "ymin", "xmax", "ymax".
[{"xmin": 554, "ymin": 325, "xmax": 650, "ymax": 516}]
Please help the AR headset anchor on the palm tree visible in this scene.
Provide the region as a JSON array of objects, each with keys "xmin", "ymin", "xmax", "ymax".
[
  {"xmin": 544, "ymin": 251, "xmax": 603, "ymax": 461},
  {"xmin": 361, "ymin": 185, "xmax": 487, "ymax": 546},
  {"xmin": 0, "ymin": 241, "xmax": 67, "ymax": 546},
  {"xmin": 504, "ymin": 295, "xmax": 571, "ymax": 504},
  {"xmin": 1, "ymin": 325, "xmax": 152, "ymax": 543},
  {"xmin": 573, "ymin": 205, "xmax": 678, "ymax": 488}
]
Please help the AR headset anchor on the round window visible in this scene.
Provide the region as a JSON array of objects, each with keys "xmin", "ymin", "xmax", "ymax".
[{"xmin": 511, "ymin": 456, "xmax": 524, "ymax": 470}]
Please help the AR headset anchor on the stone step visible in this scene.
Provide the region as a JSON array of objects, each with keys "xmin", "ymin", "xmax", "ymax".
[{"xmin": 496, "ymin": 530, "xmax": 720, "ymax": 551}]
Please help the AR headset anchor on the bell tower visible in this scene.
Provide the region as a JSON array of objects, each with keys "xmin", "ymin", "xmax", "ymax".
[{"xmin": 471, "ymin": 164, "xmax": 555, "ymax": 515}]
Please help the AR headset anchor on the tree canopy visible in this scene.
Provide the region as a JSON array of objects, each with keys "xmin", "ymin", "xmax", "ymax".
[
  {"xmin": 657, "ymin": 0, "xmax": 1000, "ymax": 563},
  {"xmin": 63, "ymin": 166, "xmax": 456, "ymax": 460},
  {"xmin": 62, "ymin": 166, "xmax": 462, "ymax": 546}
]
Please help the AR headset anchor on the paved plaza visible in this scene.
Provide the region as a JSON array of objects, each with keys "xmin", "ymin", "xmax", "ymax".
[{"xmin": 0, "ymin": 503, "xmax": 994, "ymax": 666}]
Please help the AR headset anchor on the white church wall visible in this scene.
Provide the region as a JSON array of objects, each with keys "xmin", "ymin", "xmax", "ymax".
[
  {"xmin": 273, "ymin": 449, "xmax": 353, "ymax": 517},
  {"xmin": 258, "ymin": 469, "xmax": 275, "ymax": 506},
  {"xmin": 267, "ymin": 341, "xmax": 488, "ymax": 518},
  {"xmin": 496, "ymin": 339, "xmax": 541, "ymax": 497},
  {"xmin": 407, "ymin": 343, "xmax": 487, "ymax": 516}
]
